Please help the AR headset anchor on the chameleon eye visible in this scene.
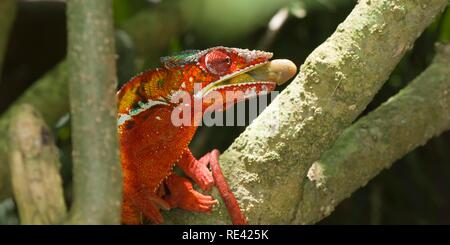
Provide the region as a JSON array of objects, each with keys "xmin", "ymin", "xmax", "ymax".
[{"xmin": 205, "ymin": 50, "xmax": 232, "ymax": 76}]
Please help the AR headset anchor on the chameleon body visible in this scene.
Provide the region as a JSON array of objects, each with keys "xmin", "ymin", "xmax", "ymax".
[{"xmin": 117, "ymin": 47, "xmax": 296, "ymax": 224}]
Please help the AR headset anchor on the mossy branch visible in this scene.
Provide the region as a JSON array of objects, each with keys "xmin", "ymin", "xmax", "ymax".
[
  {"xmin": 164, "ymin": 0, "xmax": 449, "ymax": 224},
  {"xmin": 0, "ymin": 0, "xmax": 17, "ymax": 79},
  {"xmin": 9, "ymin": 104, "xmax": 67, "ymax": 224},
  {"xmin": 66, "ymin": 0, "xmax": 121, "ymax": 224}
]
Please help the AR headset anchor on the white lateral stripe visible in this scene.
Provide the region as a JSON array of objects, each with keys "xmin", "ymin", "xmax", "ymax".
[
  {"xmin": 117, "ymin": 114, "xmax": 132, "ymax": 126},
  {"xmin": 117, "ymin": 100, "xmax": 169, "ymax": 126}
]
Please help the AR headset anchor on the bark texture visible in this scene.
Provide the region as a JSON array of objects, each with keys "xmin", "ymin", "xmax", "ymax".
[
  {"xmin": 9, "ymin": 104, "xmax": 67, "ymax": 224},
  {"xmin": 66, "ymin": 0, "xmax": 121, "ymax": 224},
  {"xmin": 297, "ymin": 43, "xmax": 450, "ymax": 224},
  {"xmin": 0, "ymin": 62, "xmax": 69, "ymax": 201}
]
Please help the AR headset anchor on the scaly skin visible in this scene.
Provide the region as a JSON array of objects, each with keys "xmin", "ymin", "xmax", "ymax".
[{"xmin": 117, "ymin": 47, "xmax": 297, "ymax": 224}]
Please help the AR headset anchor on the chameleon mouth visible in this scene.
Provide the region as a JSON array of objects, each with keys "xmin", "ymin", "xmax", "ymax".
[{"xmin": 195, "ymin": 59, "xmax": 297, "ymax": 99}]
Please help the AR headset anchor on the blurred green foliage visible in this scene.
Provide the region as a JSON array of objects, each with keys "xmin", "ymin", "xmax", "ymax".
[
  {"xmin": 438, "ymin": 7, "xmax": 450, "ymax": 42},
  {"xmin": 113, "ymin": 0, "xmax": 148, "ymax": 26},
  {"xmin": 0, "ymin": 0, "xmax": 449, "ymax": 224}
]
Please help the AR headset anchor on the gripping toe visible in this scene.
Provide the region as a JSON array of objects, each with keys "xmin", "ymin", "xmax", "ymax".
[{"xmin": 165, "ymin": 173, "xmax": 217, "ymax": 212}]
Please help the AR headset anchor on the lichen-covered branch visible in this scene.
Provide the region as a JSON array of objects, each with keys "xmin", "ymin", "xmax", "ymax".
[
  {"xmin": 9, "ymin": 104, "xmax": 67, "ymax": 224},
  {"xmin": 297, "ymin": 43, "xmax": 450, "ymax": 224},
  {"xmin": 66, "ymin": 0, "xmax": 121, "ymax": 224},
  {"xmin": 164, "ymin": 0, "xmax": 449, "ymax": 224},
  {"xmin": 0, "ymin": 0, "xmax": 17, "ymax": 79}
]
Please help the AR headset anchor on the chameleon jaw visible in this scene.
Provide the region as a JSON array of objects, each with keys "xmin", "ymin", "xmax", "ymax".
[
  {"xmin": 195, "ymin": 59, "xmax": 297, "ymax": 99},
  {"xmin": 194, "ymin": 61, "xmax": 268, "ymax": 99}
]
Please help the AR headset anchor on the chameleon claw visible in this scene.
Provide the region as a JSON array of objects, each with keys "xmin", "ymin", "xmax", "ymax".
[
  {"xmin": 176, "ymin": 149, "xmax": 214, "ymax": 191},
  {"xmin": 165, "ymin": 173, "xmax": 217, "ymax": 213}
]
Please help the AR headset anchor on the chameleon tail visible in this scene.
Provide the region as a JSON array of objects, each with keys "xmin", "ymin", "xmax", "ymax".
[{"xmin": 209, "ymin": 149, "xmax": 248, "ymax": 225}]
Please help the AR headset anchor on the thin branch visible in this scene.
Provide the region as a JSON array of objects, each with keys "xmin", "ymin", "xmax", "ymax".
[
  {"xmin": 164, "ymin": 0, "xmax": 449, "ymax": 224},
  {"xmin": 297, "ymin": 43, "xmax": 450, "ymax": 224},
  {"xmin": 66, "ymin": 0, "xmax": 121, "ymax": 224},
  {"xmin": 9, "ymin": 104, "xmax": 67, "ymax": 224}
]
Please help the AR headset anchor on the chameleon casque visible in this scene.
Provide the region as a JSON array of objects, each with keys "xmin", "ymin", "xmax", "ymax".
[{"xmin": 117, "ymin": 47, "xmax": 297, "ymax": 224}]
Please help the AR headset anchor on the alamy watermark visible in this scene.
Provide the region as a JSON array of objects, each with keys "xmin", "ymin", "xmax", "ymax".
[{"xmin": 169, "ymin": 83, "xmax": 281, "ymax": 135}]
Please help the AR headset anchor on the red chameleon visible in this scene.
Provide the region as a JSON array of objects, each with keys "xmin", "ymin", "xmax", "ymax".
[{"xmin": 117, "ymin": 47, "xmax": 296, "ymax": 224}]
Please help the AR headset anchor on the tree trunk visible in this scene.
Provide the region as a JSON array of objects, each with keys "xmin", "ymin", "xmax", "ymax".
[{"xmin": 66, "ymin": 0, "xmax": 121, "ymax": 224}]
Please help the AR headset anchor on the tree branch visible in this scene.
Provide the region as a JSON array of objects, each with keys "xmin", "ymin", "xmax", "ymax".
[
  {"xmin": 9, "ymin": 104, "xmax": 67, "ymax": 224},
  {"xmin": 297, "ymin": 43, "xmax": 450, "ymax": 224},
  {"xmin": 0, "ymin": 0, "xmax": 16, "ymax": 80},
  {"xmin": 66, "ymin": 0, "xmax": 121, "ymax": 224},
  {"xmin": 164, "ymin": 0, "xmax": 449, "ymax": 224},
  {"xmin": 0, "ymin": 62, "xmax": 69, "ymax": 201}
]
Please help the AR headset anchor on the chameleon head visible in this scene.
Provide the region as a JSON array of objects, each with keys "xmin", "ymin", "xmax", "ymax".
[{"xmin": 161, "ymin": 46, "xmax": 297, "ymax": 111}]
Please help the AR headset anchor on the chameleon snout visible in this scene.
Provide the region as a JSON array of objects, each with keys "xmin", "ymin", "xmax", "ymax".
[{"xmin": 248, "ymin": 59, "xmax": 297, "ymax": 85}]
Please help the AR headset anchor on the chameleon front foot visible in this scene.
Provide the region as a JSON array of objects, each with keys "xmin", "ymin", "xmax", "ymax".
[
  {"xmin": 177, "ymin": 149, "xmax": 248, "ymax": 224},
  {"xmin": 176, "ymin": 149, "xmax": 214, "ymax": 190},
  {"xmin": 165, "ymin": 174, "xmax": 218, "ymax": 212}
]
